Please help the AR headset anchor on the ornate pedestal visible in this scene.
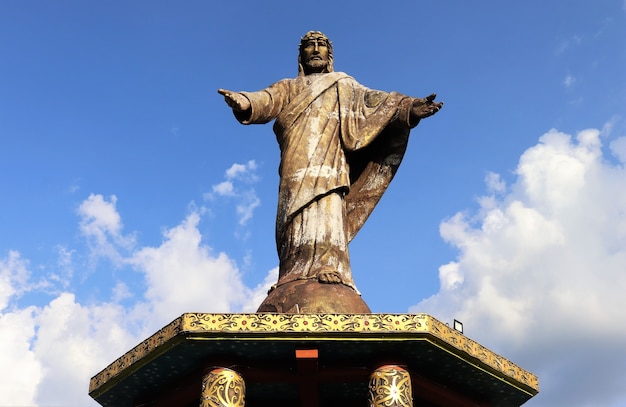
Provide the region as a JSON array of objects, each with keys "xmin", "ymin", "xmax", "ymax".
[{"xmin": 89, "ymin": 313, "xmax": 538, "ymax": 406}]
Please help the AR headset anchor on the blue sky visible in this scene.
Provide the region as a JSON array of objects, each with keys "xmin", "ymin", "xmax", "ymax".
[{"xmin": 1, "ymin": 1, "xmax": 626, "ymax": 405}]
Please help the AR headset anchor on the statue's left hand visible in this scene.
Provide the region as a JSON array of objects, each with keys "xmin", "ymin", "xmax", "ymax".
[{"xmin": 411, "ymin": 93, "xmax": 443, "ymax": 119}]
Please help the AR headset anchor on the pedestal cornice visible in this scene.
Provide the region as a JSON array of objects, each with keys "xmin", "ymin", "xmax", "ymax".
[{"xmin": 89, "ymin": 313, "xmax": 538, "ymax": 406}]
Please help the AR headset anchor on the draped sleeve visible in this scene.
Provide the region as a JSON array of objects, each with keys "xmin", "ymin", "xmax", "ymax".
[
  {"xmin": 336, "ymin": 79, "xmax": 419, "ymax": 242},
  {"xmin": 233, "ymin": 79, "xmax": 291, "ymax": 125}
]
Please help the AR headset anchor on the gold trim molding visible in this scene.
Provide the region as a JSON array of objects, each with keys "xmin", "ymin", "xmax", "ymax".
[{"xmin": 89, "ymin": 313, "xmax": 539, "ymax": 397}]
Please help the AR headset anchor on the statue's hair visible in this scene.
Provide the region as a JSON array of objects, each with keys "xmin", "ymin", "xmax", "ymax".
[{"xmin": 298, "ymin": 31, "xmax": 334, "ymax": 76}]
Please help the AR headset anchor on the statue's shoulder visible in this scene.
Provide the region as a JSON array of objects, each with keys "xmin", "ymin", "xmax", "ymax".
[
  {"xmin": 315, "ymin": 72, "xmax": 355, "ymax": 87},
  {"xmin": 253, "ymin": 77, "xmax": 296, "ymax": 96},
  {"xmin": 331, "ymin": 71, "xmax": 353, "ymax": 81},
  {"xmin": 268, "ymin": 77, "xmax": 295, "ymax": 87},
  {"xmin": 332, "ymin": 72, "xmax": 360, "ymax": 88}
]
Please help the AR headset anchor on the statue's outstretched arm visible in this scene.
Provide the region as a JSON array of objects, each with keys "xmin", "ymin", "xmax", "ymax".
[{"xmin": 217, "ymin": 88, "xmax": 251, "ymax": 112}]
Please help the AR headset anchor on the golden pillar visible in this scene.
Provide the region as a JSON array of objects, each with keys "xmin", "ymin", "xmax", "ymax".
[
  {"xmin": 368, "ymin": 364, "xmax": 413, "ymax": 407},
  {"xmin": 200, "ymin": 367, "xmax": 246, "ymax": 407}
]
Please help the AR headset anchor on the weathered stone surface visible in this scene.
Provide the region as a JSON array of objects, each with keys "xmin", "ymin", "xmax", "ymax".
[
  {"xmin": 257, "ymin": 280, "xmax": 371, "ymax": 314},
  {"xmin": 219, "ymin": 31, "xmax": 442, "ymax": 312}
]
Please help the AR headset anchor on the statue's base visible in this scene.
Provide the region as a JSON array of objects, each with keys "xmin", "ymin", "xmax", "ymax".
[
  {"xmin": 257, "ymin": 280, "xmax": 371, "ymax": 313},
  {"xmin": 89, "ymin": 313, "xmax": 538, "ymax": 406}
]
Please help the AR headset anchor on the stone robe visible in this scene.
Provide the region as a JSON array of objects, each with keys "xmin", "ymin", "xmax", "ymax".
[{"xmin": 234, "ymin": 72, "xmax": 419, "ymax": 291}]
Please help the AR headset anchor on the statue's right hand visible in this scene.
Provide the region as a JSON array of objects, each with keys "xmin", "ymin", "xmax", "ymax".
[{"xmin": 217, "ymin": 89, "xmax": 251, "ymax": 112}]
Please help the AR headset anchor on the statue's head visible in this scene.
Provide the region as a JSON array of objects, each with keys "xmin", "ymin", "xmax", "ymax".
[{"xmin": 298, "ymin": 31, "xmax": 334, "ymax": 76}]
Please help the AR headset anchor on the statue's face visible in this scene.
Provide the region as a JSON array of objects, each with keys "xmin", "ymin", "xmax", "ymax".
[{"xmin": 301, "ymin": 38, "xmax": 330, "ymax": 74}]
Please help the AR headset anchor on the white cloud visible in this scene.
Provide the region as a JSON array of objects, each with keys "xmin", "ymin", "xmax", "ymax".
[
  {"xmin": 225, "ymin": 160, "xmax": 258, "ymax": 180},
  {"xmin": 0, "ymin": 249, "xmax": 140, "ymax": 407},
  {"xmin": 412, "ymin": 125, "xmax": 626, "ymax": 406},
  {"xmin": 0, "ymin": 253, "xmax": 40, "ymax": 405},
  {"xmin": 563, "ymin": 74, "xmax": 576, "ymax": 88},
  {"xmin": 438, "ymin": 262, "xmax": 463, "ymax": 291},
  {"xmin": 129, "ymin": 211, "xmax": 250, "ymax": 325},
  {"xmin": 0, "ymin": 188, "xmax": 276, "ymax": 406},
  {"xmin": 485, "ymin": 171, "xmax": 505, "ymax": 194},
  {"xmin": 32, "ymin": 294, "xmax": 137, "ymax": 406},
  {"xmin": 610, "ymin": 136, "xmax": 626, "ymax": 163},
  {"xmin": 0, "ymin": 253, "xmax": 118, "ymax": 406},
  {"xmin": 78, "ymin": 194, "xmax": 123, "ymax": 238},
  {"xmin": 236, "ymin": 191, "xmax": 261, "ymax": 226},
  {"xmin": 111, "ymin": 281, "xmax": 132, "ymax": 302},
  {"xmin": 46, "ymin": 245, "xmax": 75, "ymax": 289},
  {"xmin": 212, "ymin": 180, "xmax": 235, "ymax": 196},
  {"xmin": 242, "ymin": 266, "xmax": 278, "ymax": 313},
  {"xmin": 205, "ymin": 161, "xmax": 261, "ymax": 226},
  {"xmin": 0, "ymin": 305, "xmax": 41, "ymax": 405},
  {"xmin": 77, "ymin": 194, "xmax": 136, "ymax": 264},
  {"xmin": 0, "ymin": 251, "xmax": 30, "ymax": 311}
]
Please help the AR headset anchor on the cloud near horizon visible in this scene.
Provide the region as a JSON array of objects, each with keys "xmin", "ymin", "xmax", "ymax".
[
  {"xmin": 412, "ymin": 124, "xmax": 626, "ymax": 406},
  {"xmin": 0, "ymin": 170, "xmax": 274, "ymax": 405}
]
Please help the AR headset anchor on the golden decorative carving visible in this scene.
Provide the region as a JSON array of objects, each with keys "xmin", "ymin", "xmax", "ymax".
[
  {"xmin": 89, "ymin": 313, "xmax": 539, "ymax": 397},
  {"xmin": 200, "ymin": 368, "xmax": 245, "ymax": 407},
  {"xmin": 183, "ymin": 312, "xmax": 429, "ymax": 333},
  {"xmin": 368, "ymin": 365, "xmax": 413, "ymax": 407}
]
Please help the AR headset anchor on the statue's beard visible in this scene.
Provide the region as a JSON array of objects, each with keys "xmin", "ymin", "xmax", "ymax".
[{"xmin": 304, "ymin": 58, "xmax": 328, "ymax": 72}]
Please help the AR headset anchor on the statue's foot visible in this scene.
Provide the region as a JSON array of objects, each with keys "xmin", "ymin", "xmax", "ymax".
[{"xmin": 318, "ymin": 270, "xmax": 342, "ymax": 284}]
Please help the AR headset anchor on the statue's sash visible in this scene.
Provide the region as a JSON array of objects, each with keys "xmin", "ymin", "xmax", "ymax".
[
  {"xmin": 274, "ymin": 72, "xmax": 411, "ymax": 243},
  {"xmin": 273, "ymin": 72, "xmax": 349, "ymax": 139}
]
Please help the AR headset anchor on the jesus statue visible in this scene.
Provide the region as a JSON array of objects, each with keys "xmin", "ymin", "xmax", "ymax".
[{"xmin": 218, "ymin": 31, "xmax": 442, "ymax": 313}]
